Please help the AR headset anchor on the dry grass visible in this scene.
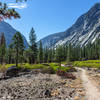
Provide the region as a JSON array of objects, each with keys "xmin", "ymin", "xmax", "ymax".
[{"xmin": 0, "ymin": 63, "xmax": 7, "ymax": 73}]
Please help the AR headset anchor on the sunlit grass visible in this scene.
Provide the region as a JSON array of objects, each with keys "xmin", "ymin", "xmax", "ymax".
[
  {"xmin": 61, "ymin": 61, "xmax": 67, "ymax": 64},
  {"xmin": 73, "ymin": 60, "xmax": 100, "ymax": 68},
  {"xmin": 0, "ymin": 62, "xmax": 71, "ymax": 72}
]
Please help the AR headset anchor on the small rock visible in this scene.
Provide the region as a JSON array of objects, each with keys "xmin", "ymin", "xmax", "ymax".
[
  {"xmin": 74, "ymin": 96, "xmax": 80, "ymax": 100},
  {"xmin": 44, "ymin": 89, "xmax": 51, "ymax": 97},
  {"xmin": 51, "ymin": 89, "xmax": 59, "ymax": 96}
]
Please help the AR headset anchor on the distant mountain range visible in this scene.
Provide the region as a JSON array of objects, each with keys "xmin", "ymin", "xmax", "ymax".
[
  {"xmin": 40, "ymin": 3, "xmax": 100, "ymax": 48},
  {"xmin": 0, "ymin": 21, "xmax": 28, "ymax": 48}
]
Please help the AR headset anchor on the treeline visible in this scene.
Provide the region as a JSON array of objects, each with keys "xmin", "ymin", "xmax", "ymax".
[
  {"xmin": 0, "ymin": 28, "xmax": 38, "ymax": 66},
  {"xmin": 38, "ymin": 39, "xmax": 100, "ymax": 64},
  {"xmin": 0, "ymin": 27, "xmax": 100, "ymax": 66}
]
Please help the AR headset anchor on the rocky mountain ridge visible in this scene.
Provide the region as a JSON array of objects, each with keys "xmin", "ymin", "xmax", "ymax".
[
  {"xmin": 0, "ymin": 21, "xmax": 28, "ymax": 48},
  {"xmin": 40, "ymin": 3, "xmax": 100, "ymax": 48}
]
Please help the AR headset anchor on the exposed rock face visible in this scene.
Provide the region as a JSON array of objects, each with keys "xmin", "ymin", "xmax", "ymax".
[
  {"xmin": 40, "ymin": 3, "xmax": 100, "ymax": 48},
  {"xmin": 39, "ymin": 32, "xmax": 66, "ymax": 48},
  {"xmin": 0, "ymin": 21, "xmax": 28, "ymax": 48}
]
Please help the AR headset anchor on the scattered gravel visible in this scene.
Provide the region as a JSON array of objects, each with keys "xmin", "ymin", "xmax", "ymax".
[{"xmin": 0, "ymin": 71, "xmax": 85, "ymax": 100}]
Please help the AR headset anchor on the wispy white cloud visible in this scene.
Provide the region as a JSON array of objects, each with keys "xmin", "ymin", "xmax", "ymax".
[{"xmin": 8, "ymin": 3, "xmax": 27, "ymax": 9}]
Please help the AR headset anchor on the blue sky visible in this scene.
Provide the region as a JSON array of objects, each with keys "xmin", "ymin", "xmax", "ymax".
[{"xmin": 3, "ymin": 0, "xmax": 100, "ymax": 41}]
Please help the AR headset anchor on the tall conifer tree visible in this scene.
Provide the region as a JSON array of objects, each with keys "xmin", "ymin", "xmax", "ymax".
[
  {"xmin": 38, "ymin": 41, "xmax": 43, "ymax": 63},
  {"xmin": 0, "ymin": 33, "xmax": 6, "ymax": 64},
  {"xmin": 12, "ymin": 32, "xmax": 25, "ymax": 66},
  {"xmin": 29, "ymin": 27, "xmax": 37, "ymax": 64}
]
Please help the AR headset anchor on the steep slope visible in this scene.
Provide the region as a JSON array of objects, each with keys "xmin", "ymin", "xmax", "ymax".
[
  {"xmin": 0, "ymin": 21, "xmax": 28, "ymax": 48},
  {"xmin": 40, "ymin": 3, "xmax": 100, "ymax": 48},
  {"xmin": 40, "ymin": 32, "xmax": 66, "ymax": 48}
]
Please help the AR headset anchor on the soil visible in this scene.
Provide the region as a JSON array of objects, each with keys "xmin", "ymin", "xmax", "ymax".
[{"xmin": 78, "ymin": 68, "xmax": 100, "ymax": 100}]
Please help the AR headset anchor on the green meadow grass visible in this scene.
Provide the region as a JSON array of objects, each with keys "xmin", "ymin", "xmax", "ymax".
[
  {"xmin": 73, "ymin": 60, "xmax": 100, "ymax": 68},
  {"xmin": 49, "ymin": 63, "xmax": 71, "ymax": 71},
  {"xmin": 61, "ymin": 61, "xmax": 67, "ymax": 64},
  {"xmin": 0, "ymin": 63, "xmax": 71, "ymax": 72},
  {"xmin": 5, "ymin": 63, "xmax": 49, "ymax": 69}
]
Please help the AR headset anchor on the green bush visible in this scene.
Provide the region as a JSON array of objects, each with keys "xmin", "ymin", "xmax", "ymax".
[{"xmin": 49, "ymin": 63, "xmax": 59, "ymax": 71}]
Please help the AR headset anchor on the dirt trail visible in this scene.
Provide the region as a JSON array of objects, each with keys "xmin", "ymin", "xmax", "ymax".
[{"xmin": 78, "ymin": 68, "xmax": 100, "ymax": 100}]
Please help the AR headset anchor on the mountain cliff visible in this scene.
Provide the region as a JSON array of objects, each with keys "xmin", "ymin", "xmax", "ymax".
[
  {"xmin": 0, "ymin": 21, "xmax": 28, "ymax": 48},
  {"xmin": 40, "ymin": 3, "xmax": 100, "ymax": 48}
]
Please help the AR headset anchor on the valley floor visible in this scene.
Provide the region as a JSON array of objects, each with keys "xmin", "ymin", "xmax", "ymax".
[
  {"xmin": 0, "ymin": 69, "xmax": 85, "ymax": 100},
  {"xmin": 0, "ymin": 67, "xmax": 100, "ymax": 100}
]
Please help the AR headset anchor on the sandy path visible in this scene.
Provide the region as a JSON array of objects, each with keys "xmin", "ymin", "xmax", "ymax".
[{"xmin": 77, "ymin": 68, "xmax": 100, "ymax": 100}]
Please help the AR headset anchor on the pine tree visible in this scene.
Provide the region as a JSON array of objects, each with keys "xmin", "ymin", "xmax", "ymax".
[
  {"xmin": 0, "ymin": 0, "xmax": 29, "ymax": 21},
  {"xmin": 23, "ymin": 49, "xmax": 30, "ymax": 63},
  {"xmin": 55, "ymin": 46, "xmax": 64, "ymax": 66},
  {"xmin": 12, "ymin": 32, "xmax": 25, "ymax": 66},
  {"xmin": 48, "ymin": 49, "xmax": 53, "ymax": 63},
  {"xmin": 29, "ymin": 27, "xmax": 37, "ymax": 64},
  {"xmin": 43, "ymin": 47, "xmax": 48, "ymax": 63},
  {"xmin": 38, "ymin": 41, "xmax": 43, "ymax": 63},
  {"xmin": 7, "ymin": 44, "xmax": 14, "ymax": 64},
  {"xmin": 51, "ymin": 48, "xmax": 55, "ymax": 62},
  {"xmin": 67, "ymin": 44, "xmax": 71, "ymax": 62},
  {"xmin": 0, "ymin": 33, "xmax": 6, "ymax": 64}
]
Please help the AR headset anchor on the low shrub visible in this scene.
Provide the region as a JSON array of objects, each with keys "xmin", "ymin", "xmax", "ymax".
[
  {"xmin": 49, "ymin": 63, "xmax": 60, "ymax": 71},
  {"xmin": 6, "ymin": 66, "xmax": 19, "ymax": 77},
  {"xmin": 56, "ymin": 70, "xmax": 66, "ymax": 76},
  {"xmin": 0, "ymin": 64, "xmax": 7, "ymax": 79},
  {"xmin": 42, "ymin": 63, "xmax": 50, "ymax": 66},
  {"xmin": 41, "ymin": 67, "xmax": 55, "ymax": 74},
  {"xmin": 0, "ymin": 64, "xmax": 7, "ymax": 73},
  {"xmin": 66, "ymin": 67, "xmax": 77, "ymax": 72},
  {"xmin": 56, "ymin": 70, "xmax": 76, "ymax": 79}
]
